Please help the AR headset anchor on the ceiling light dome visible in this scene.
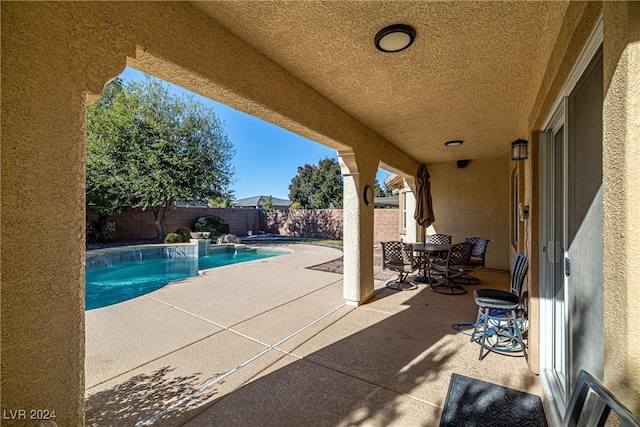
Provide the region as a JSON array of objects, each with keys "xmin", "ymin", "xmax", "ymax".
[
  {"xmin": 374, "ymin": 24, "xmax": 416, "ymax": 53},
  {"xmin": 445, "ymin": 140, "xmax": 464, "ymax": 147}
]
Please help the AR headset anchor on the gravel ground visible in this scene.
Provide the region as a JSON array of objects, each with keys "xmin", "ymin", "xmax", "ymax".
[{"xmin": 307, "ymin": 245, "xmax": 394, "ymax": 281}]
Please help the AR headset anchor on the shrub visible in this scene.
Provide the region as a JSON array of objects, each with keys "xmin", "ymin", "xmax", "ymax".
[
  {"xmin": 194, "ymin": 215, "xmax": 229, "ymax": 237},
  {"xmin": 176, "ymin": 227, "xmax": 192, "ymax": 243},
  {"xmin": 101, "ymin": 220, "xmax": 117, "ymax": 242},
  {"xmin": 164, "ymin": 233, "xmax": 182, "ymax": 244},
  {"xmin": 86, "ymin": 220, "xmax": 100, "ymax": 243}
]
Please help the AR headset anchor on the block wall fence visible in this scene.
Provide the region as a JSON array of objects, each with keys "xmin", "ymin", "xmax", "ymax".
[{"xmin": 88, "ymin": 207, "xmax": 400, "ymax": 244}]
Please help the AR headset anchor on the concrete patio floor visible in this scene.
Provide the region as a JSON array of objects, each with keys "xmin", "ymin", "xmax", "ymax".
[{"xmin": 85, "ymin": 243, "xmax": 543, "ymax": 426}]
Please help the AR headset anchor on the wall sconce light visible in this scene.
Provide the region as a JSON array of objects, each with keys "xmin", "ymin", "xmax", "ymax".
[
  {"xmin": 511, "ymin": 139, "xmax": 529, "ymax": 161},
  {"xmin": 374, "ymin": 24, "xmax": 416, "ymax": 53}
]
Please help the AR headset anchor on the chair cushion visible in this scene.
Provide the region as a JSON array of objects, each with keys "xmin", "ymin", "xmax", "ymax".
[
  {"xmin": 430, "ymin": 261, "xmax": 448, "ymax": 273},
  {"xmin": 450, "ymin": 264, "xmax": 474, "ymax": 273},
  {"xmin": 473, "ymin": 288, "xmax": 519, "ymax": 309},
  {"xmin": 386, "ymin": 261, "xmax": 415, "ymax": 273}
]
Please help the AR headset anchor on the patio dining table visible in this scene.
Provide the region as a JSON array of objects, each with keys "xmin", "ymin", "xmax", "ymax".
[{"xmin": 411, "ymin": 243, "xmax": 452, "ymax": 283}]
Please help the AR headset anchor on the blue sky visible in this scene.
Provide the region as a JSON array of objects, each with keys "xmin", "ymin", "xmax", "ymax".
[{"xmin": 118, "ymin": 67, "xmax": 390, "ymax": 200}]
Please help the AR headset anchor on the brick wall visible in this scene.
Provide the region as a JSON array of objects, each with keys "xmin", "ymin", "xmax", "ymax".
[
  {"xmin": 88, "ymin": 207, "xmax": 262, "ymax": 240},
  {"xmin": 374, "ymin": 209, "xmax": 400, "ymax": 243},
  {"xmin": 89, "ymin": 207, "xmax": 399, "ymax": 243},
  {"xmin": 265, "ymin": 209, "xmax": 343, "ymax": 239}
]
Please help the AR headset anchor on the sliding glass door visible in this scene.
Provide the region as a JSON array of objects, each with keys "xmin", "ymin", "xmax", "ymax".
[
  {"xmin": 551, "ymin": 123, "xmax": 567, "ymax": 396},
  {"xmin": 540, "ymin": 31, "xmax": 603, "ymax": 421},
  {"xmin": 541, "ymin": 117, "xmax": 569, "ymax": 413}
]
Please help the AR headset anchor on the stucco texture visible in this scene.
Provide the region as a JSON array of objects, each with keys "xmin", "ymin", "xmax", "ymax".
[
  {"xmin": 525, "ymin": 0, "xmax": 640, "ymax": 412},
  {"xmin": 602, "ymin": 2, "xmax": 640, "ymax": 414},
  {"xmin": 192, "ymin": 0, "xmax": 569, "ymax": 164},
  {"xmin": 1, "ymin": 3, "xmax": 409, "ymax": 422},
  {"xmin": 2, "ymin": 1, "xmax": 640, "ymax": 424},
  {"xmin": 427, "ymin": 158, "xmax": 511, "ymax": 271}
]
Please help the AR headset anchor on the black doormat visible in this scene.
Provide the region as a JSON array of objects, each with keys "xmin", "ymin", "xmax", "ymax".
[{"xmin": 440, "ymin": 373, "xmax": 548, "ymax": 427}]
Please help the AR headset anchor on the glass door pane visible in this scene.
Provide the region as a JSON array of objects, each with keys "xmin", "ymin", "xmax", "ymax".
[{"xmin": 552, "ymin": 125, "xmax": 566, "ymax": 393}]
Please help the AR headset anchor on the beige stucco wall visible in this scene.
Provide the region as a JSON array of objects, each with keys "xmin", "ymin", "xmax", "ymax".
[
  {"xmin": 0, "ymin": 2, "xmax": 416, "ymax": 424},
  {"xmin": 601, "ymin": 1, "xmax": 640, "ymax": 414},
  {"xmin": 524, "ymin": 0, "xmax": 603, "ymax": 381},
  {"xmin": 524, "ymin": 0, "xmax": 640, "ymax": 413},
  {"xmin": 2, "ymin": 1, "xmax": 639, "ymax": 423},
  {"xmin": 426, "ymin": 158, "xmax": 511, "ymax": 271}
]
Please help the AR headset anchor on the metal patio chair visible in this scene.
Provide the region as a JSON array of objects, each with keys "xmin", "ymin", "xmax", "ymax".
[
  {"xmin": 563, "ymin": 370, "xmax": 640, "ymax": 427},
  {"xmin": 425, "ymin": 233, "xmax": 452, "ymax": 263},
  {"xmin": 471, "ymin": 253, "xmax": 529, "ymax": 361},
  {"xmin": 428, "ymin": 242, "xmax": 473, "ymax": 295},
  {"xmin": 381, "ymin": 241, "xmax": 420, "ymax": 291},
  {"xmin": 452, "ymin": 237, "xmax": 490, "ymax": 284}
]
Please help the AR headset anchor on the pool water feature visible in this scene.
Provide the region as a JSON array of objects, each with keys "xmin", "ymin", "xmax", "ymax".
[{"xmin": 86, "ymin": 246, "xmax": 287, "ymax": 310}]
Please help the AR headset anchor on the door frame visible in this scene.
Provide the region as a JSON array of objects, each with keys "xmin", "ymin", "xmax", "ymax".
[{"xmin": 540, "ymin": 108, "xmax": 569, "ymax": 419}]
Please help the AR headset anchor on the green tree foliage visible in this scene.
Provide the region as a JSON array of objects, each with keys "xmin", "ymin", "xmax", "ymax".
[
  {"xmin": 208, "ymin": 195, "xmax": 234, "ymax": 208},
  {"xmin": 86, "ymin": 76, "xmax": 235, "ymax": 240},
  {"xmin": 374, "ymin": 178, "xmax": 394, "ymax": 197},
  {"xmin": 194, "ymin": 215, "xmax": 230, "ymax": 236},
  {"xmin": 85, "ymin": 79, "xmax": 130, "ymax": 221},
  {"xmin": 175, "ymin": 227, "xmax": 192, "ymax": 243},
  {"xmin": 288, "ymin": 158, "xmax": 343, "ymax": 209},
  {"xmin": 164, "ymin": 233, "xmax": 183, "ymax": 244},
  {"xmin": 261, "ymin": 195, "xmax": 275, "ymax": 210}
]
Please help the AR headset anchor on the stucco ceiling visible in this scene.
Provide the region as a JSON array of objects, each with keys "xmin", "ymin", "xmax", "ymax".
[{"xmin": 190, "ymin": 1, "xmax": 570, "ymax": 164}]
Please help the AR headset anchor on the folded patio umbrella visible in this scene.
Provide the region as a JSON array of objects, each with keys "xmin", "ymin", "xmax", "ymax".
[{"xmin": 414, "ymin": 163, "xmax": 435, "ymax": 228}]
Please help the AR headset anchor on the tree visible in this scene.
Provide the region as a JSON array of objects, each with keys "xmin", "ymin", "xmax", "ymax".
[
  {"xmin": 208, "ymin": 195, "xmax": 234, "ymax": 208},
  {"xmin": 86, "ymin": 76, "xmax": 235, "ymax": 240},
  {"xmin": 288, "ymin": 158, "xmax": 343, "ymax": 209},
  {"xmin": 86, "ymin": 78, "xmax": 135, "ymax": 241},
  {"xmin": 374, "ymin": 178, "xmax": 394, "ymax": 197},
  {"xmin": 261, "ymin": 195, "xmax": 275, "ymax": 210}
]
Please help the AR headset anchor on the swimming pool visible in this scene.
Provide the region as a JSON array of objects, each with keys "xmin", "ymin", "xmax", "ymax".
[{"xmin": 86, "ymin": 246, "xmax": 287, "ymax": 310}]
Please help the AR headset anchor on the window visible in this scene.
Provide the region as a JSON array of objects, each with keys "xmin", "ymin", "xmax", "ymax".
[
  {"xmin": 512, "ymin": 171, "xmax": 519, "ymax": 245},
  {"xmin": 401, "ymin": 191, "xmax": 407, "ymax": 232}
]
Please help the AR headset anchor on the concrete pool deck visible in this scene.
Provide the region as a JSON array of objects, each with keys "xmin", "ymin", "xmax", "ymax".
[{"xmin": 85, "ymin": 243, "xmax": 543, "ymax": 426}]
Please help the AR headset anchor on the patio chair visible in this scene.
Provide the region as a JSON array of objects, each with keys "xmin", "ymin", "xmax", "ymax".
[
  {"xmin": 452, "ymin": 237, "xmax": 490, "ymax": 284},
  {"xmin": 466, "ymin": 237, "xmax": 490, "ymax": 268},
  {"xmin": 427, "ymin": 242, "xmax": 473, "ymax": 295},
  {"xmin": 381, "ymin": 241, "xmax": 420, "ymax": 291},
  {"xmin": 425, "ymin": 233, "xmax": 452, "ymax": 262},
  {"xmin": 470, "ymin": 253, "xmax": 529, "ymax": 361},
  {"xmin": 426, "ymin": 233, "xmax": 452, "ymax": 245},
  {"xmin": 562, "ymin": 369, "xmax": 640, "ymax": 427}
]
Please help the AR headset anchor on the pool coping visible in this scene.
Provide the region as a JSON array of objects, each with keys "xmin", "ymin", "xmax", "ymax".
[{"xmin": 85, "ymin": 242, "xmax": 262, "ymax": 270}]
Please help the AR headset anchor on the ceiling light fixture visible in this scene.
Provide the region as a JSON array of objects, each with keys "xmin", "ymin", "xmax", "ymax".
[
  {"xmin": 374, "ymin": 24, "xmax": 416, "ymax": 53},
  {"xmin": 445, "ymin": 140, "xmax": 464, "ymax": 147}
]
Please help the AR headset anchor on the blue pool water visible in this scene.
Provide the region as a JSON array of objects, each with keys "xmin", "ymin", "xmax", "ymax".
[{"xmin": 86, "ymin": 248, "xmax": 286, "ymax": 310}]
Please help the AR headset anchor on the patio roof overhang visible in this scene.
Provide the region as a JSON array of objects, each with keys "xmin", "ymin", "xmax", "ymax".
[
  {"xmin": 190, "ymin": 1, "xmax": 571, "ymax": 164},
  {"xmin": 3, "ymin": 2, "xmax": 639, "ymax": 426}
]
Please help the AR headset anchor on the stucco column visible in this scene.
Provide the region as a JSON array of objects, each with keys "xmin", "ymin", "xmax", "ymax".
[
  {"xmin": 2, "ymin": 4, "xmax": 131, "ymax": 425},
  {"xmin": 402, "ymin": 177, "xmax": 420, "ymax": 243},
  {"xmin": 338, "ymin": 151, "xmax": 377, "ymax": 306},
  {"xmin": 2, "ymin": 71, "xmax": 88, "ymax": 423}
]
